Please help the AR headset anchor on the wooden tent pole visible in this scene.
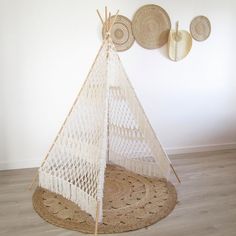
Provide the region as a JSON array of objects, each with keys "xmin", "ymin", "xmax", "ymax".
[
  {"xmin": 28, "ymin": 40, "xmax": 107, "ymax": 190},
  {"xmin": 29, "ymin": 8, "xmax": 120, "ymax": 190},
  {"xmin": 94, "ymin": 201, "xmax": 100, "ymax": 236},
  {"xmin": 108, "ymin": 10, "xmax": 119, "ymax": 34},
  {"xmin": 170, "ymin": 164, "xmax": 181, "ymax": 183},
  {"xmin": 105, "ymin": 6, "xmax": 108, "ymax": 32},
  {"xmin": 116, "ymin": 54, "xmax": 181, "ymax": 184},
  {"xmin": 96, "ymin": 9, "xmax": 104, "ymax": 24},
  {"xmin": 108, "ymin": 12, "xmax": 111, "ymax": 32}
]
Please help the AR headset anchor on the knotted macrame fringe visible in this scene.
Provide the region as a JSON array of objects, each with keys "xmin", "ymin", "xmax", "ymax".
[{"xmin": 39, "ymin": 171, "xmax": 97, "ymax": 219}]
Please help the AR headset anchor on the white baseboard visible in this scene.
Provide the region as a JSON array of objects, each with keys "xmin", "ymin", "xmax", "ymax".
[
  {"xmin": 1, "ymin": 143, "xmax": 236, "ymax": 170},
  {"xmin": 165, "ymin": 143, "xmax": 236, "ymax": 155},
  {"xmin": 0, "ymin": 158, "xmax": 41, "ymax": 171}
]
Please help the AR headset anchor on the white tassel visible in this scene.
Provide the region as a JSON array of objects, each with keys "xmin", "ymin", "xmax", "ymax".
[{"xmin": 39, "ymin": 171, "xmax": 99, "ymax": 220}]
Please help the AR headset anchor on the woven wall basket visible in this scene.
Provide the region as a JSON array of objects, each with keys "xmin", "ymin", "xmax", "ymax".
[
  {"xmin": 33, "ymin": 164, "xmax": 177, "ymax": 234},
  {"xmin": 102, "ymin": 15, "xmax": 134, "ymax": 52},
  {"xmin": 168, "ymin": 30, "xmax": 192, "ymax": 61},
  {"xmin": 132, "ymin": 4, "xmax": 171, "ymax": 49},
  {"xmin": 190, "ymin": 16, "xmax": 211, "ymax": 41}
]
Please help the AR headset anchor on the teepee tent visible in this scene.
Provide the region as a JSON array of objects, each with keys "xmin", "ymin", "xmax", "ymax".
[{"xmin": 30, "ymin": 9, "xmax": 179, "ymax": 233}]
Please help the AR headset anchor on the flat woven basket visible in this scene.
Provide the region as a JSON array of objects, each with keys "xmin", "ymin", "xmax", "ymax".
[
  {"xmin": 190, "ymin": 16, "xmax": 211, "ymax": 41},
  {"xmin": 132, "ymin": 4, "xmax": 171, "ymax": 49},
  {"xmin": 102, "ymin": 15, "xmax": 134, "ymax": 52}
]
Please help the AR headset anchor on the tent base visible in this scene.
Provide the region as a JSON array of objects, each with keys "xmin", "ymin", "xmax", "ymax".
[{"xmin": 32, "ymin": 164, "xmax": 177, "ymax": 234}]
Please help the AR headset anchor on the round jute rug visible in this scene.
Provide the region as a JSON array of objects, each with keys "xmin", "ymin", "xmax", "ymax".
[{"xmin": 32, "ymin": 164, "xmax": 177, "ymax": 234}]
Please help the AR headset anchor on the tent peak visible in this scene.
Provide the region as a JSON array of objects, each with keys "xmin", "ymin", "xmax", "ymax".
[{"xmin": 97, "ymin": 7, "xmax": 119, "ymax": 40}]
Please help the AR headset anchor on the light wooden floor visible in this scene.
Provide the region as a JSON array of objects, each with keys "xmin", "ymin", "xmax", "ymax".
[{"xmin": 0, "ymin": 150, "xmax": 236, "ymax": 236}]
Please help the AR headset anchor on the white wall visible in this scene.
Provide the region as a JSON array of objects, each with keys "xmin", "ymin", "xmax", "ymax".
[{"xmin": 0, "ymin": 0, "xmax": 236, "ymax": 169}]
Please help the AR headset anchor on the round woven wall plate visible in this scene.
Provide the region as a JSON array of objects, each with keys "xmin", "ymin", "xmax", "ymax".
[
  {"xmin": 102, "ymin": 15, "xmax": 135, "ymax": 52},
  {"xmin": 190, "ymin": 16, "xmax": 211, "ymax": 41},
  {"xmin": 132, "ymin": 4, "xmax": 171, "ymax": 49},
  {"xmin": 33, "ymin": 165, "xmax": 177, "ymax": 234}
]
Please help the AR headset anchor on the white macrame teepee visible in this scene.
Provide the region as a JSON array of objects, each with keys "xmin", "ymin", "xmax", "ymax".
[{"xmin": 33, "ymin": 10, "xmax": 179, "ymax": 229}]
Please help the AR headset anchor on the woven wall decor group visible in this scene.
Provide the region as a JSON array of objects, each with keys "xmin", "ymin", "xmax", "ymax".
[{"xmin": 102, "ymin": 4, "xmax": 211, "ymax": 61}]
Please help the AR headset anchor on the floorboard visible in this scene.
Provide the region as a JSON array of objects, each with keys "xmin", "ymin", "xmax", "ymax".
[{"xmin": 0, "ymin": 149, "xmax": 236, "ymax": 236}]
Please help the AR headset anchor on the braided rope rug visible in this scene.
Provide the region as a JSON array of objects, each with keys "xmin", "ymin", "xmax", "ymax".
[{"xmin": 32, "ymin": 164, "xmax": 177, "ymax": 234}]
